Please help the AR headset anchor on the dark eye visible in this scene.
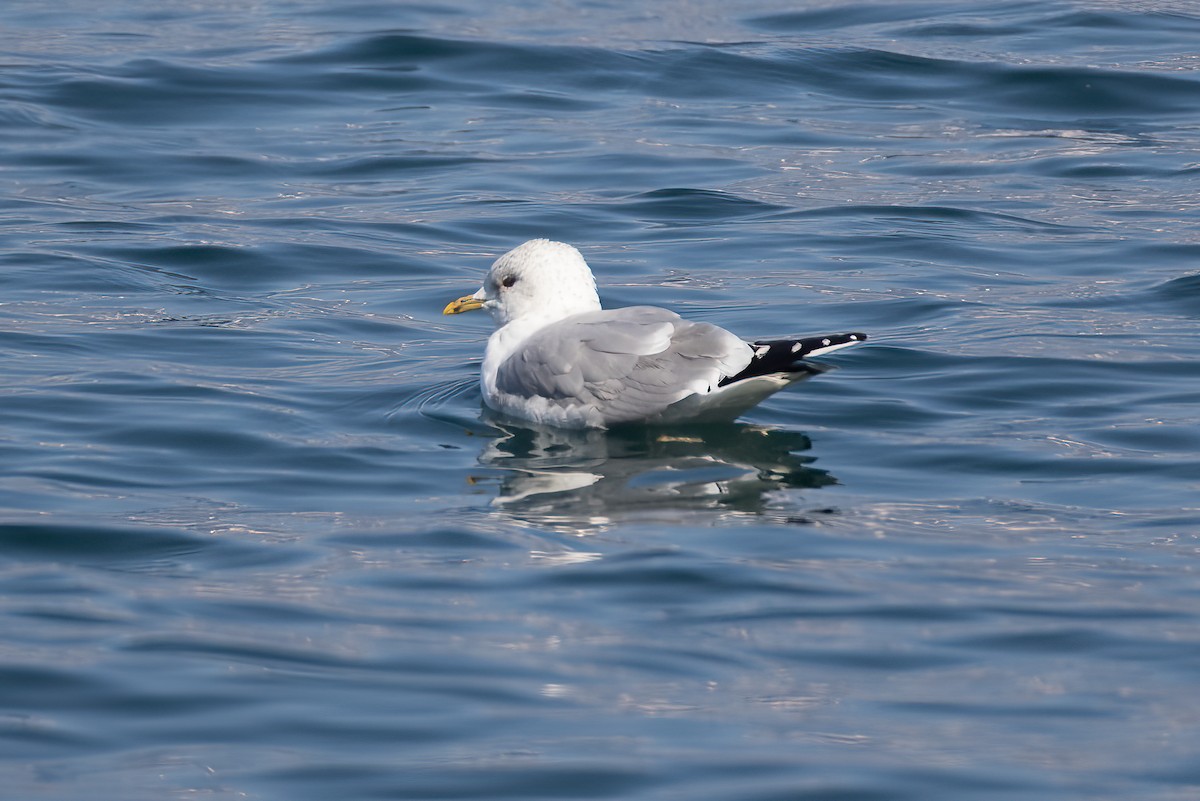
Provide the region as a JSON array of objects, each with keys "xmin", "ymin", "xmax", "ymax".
[{"xmin": 501, "ymin": 274, "xmax": 517, "ymax": 288}]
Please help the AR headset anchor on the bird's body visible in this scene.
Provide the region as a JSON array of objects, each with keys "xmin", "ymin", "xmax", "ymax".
[{"xmin": 444, "ymin": 239, "xmax": 865, "ymax": 429}]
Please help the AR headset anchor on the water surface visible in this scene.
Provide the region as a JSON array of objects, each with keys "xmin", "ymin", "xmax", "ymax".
[{"xmin": 2, "ymin": 1, "xmax": 1200, "ymax": 799}]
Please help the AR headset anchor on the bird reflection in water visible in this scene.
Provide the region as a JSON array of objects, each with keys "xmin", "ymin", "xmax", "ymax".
[{"xmin": 470, "ymin": 410, "xmax": 838, "ymax": 532}]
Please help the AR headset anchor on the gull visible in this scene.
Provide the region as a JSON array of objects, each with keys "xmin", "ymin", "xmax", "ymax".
[{"xmin": 443, "ymin": 239, "xmax": 866, "ymax": 429}]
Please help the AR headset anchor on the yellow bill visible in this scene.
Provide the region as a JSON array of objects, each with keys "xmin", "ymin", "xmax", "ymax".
[{"xmin": 443, "ymin": 294, "xmax": 484, "ymax": 315}]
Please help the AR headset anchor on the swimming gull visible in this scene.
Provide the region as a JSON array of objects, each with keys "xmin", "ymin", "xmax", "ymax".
[{"xmin": 443, "ymin": 239, "xmax": 866, "ymax": 429}]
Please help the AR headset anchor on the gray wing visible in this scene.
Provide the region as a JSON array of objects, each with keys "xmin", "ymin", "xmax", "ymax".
[{"xmin": 494, "ymin": 306, "xmax": 752, "ymax": 425}]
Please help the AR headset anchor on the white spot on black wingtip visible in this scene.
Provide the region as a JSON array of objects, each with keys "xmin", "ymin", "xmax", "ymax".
[
  {"xmin": 821, "ymin": 338, "xmax": 831, "ymax": 347},
  {"xmin": 791, "ymin": 342, "xmax": 804, "ymax": 353},
  {"xmin": 849, "ymin": 334, "xmax": 859, "ymax": 341},
  {"xmin": 755, "ymin": 345, "xmax": 770, "ymax": 357}
]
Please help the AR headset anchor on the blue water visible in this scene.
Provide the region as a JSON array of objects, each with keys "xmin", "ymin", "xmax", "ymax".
[{"xmin": 3, "ymin": 1, "xmax": 1200, "ymax": 798}]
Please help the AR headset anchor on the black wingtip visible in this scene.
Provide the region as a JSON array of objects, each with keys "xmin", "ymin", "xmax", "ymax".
[{"xmin": 718, "ymin": 332, "xmax": 868, "ymax": 387}]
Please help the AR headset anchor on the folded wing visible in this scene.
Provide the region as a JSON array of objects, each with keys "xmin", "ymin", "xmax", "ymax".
[{"xmin": 493, "ymin": 306, "xmax": 752, "ymax": 426}]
